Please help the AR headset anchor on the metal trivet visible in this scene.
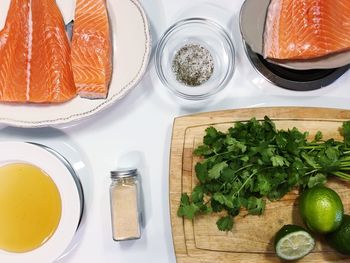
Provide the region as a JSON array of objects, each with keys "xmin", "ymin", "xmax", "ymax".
[{"xmin": 244, "ymin": 42, "xmax": 350, "ymax": 91}]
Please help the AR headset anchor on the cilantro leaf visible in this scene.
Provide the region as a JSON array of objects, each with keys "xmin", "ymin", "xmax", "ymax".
[
  {"xmin": 276, "ymin": 132, "xmax": 288, "ymax": 149},
  {"xmin": 314, "ymin": 131, "xmax": 323, "ymax": 142},
  {"xmin": 316, "ymin": 147, "xmax": 341, "ymax": 171},
  {"xmin": 177, "ymin": 203, "xmax": 199, "ymax": 219},
  {"xmin": 216, "ymin": 216, "xmax": 233, "ymax": 231},
  {"xmin": 225, "ymin": 137, "xmax": 247, "ymax": 153},
  {"xmin": 287, "ymin": 171, "xmax": 300, "ymax": 186},
  {"xmin": 307, "ymin": 173, "xmax": 327, "ymax": 188},
  {"xmin": 341, "ymin": 121, "xmax": 350, "ymax": 147},
  {"xmin": 246, "ymin": 197, "xmax": 265, "ymax": 215},
  {"xmin": 256, "ymin": 173, "xmax": 271, "ymax": 195},
  {"xmin": 195, "ymin": 162, "xmax": 208, "ymax": 183},
  {"xmin": 301, "ymin": 152, "xmax": 318, "ymax": 169},
  {"xmin": 263, "ymin": 116, "xmax": 276, "ymax": 131},
  {"xmin": 286, "ymin": 128, "xmax": 307, "ymax": 154},
  {"xmin": 208, "ymin": 161, "xmax": 228, "ymax": 179},
  {"xmin": 178, "ymin": 117, "xmax": 350, "ymax": 232},
  {"xmin": 213, "ymin": 192, "xmax": 234, "ymax": 208},
  {"xmin": 220, "ymin": 167, "xmax": 234, "ymax": 182},
  {"xmin": 203, "ymin": 127, "xmax": 224, "ymax": 145},
  {"xmin": 267, "ymin": 183, "xmax": 290, "ymax": 200},
  {"xmin": 210, "ymin": 198, "xmax": 224, "ymax": 213},
  {"xmin": 180, "ymin": 193, "xmax": 190, "ymax": 205},
  {"xmin": 194, "ymin": 145, "xmax": 213, "ymax": 156},
  {"xmin": 271, "ymin": 155, "xmax": 289, "ymax": 167},
  {"xmin": 177, "ymin": 193, "xmax": 200, "ymax": 219},
  {"xmin": 199, "ymin": 204, "xmax": 212, "ymax": 214},
  {"xmin": 191, "ymin": 186, "xmax": 204, "ymax": 204}
]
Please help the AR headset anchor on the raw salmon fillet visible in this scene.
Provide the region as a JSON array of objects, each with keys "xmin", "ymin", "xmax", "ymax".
[
  {"xmin": 0, "ymin": 0, "xmax": 76, "ymax": 103},
  {"xmin": 71, "ymin": 0, "xmax": 112, "ymax": 99},
  {"xmin": 264, "ymin": 0, "xmax": 350, "ymax": 60}
]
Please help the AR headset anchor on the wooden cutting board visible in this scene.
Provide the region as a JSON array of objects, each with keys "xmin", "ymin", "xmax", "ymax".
[{"xmin": 169, "ymin": 107, "xmax": 350, "ymax": 263}]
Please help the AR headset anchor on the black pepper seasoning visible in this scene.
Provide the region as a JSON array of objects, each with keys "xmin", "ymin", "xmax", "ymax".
[{"xmin": 172, "ymin": 43, "xmax": 214, "ymax": 87}]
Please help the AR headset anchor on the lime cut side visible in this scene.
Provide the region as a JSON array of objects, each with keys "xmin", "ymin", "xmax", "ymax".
[{"xmin": 275, "ymin": 225, "xmax": 315, "ymax": 260}]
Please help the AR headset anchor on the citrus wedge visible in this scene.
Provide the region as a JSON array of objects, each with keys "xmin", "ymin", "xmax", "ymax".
[{"xmin": 275, "ymin": 225, "xmax": 315, "ymax": 260}]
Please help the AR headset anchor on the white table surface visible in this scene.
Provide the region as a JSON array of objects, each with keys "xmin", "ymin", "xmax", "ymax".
[{"xmin": 3, "ymin": 0, "xmax": 350, "ymax": 262}]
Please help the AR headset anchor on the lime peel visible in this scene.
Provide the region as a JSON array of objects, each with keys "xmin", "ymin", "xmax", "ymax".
[
  {"xmin": 299, "ymin": 186, "xmax": 344, "ymax": 234},
  {"xmin": 327, "ymin": 214, "xmax": 350, "ymax": 255}
]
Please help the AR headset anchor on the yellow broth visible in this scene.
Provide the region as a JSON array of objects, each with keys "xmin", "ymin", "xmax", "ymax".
[{"xmin": 0, "ymin": 163, "xmax": 62, "ymax": 253}]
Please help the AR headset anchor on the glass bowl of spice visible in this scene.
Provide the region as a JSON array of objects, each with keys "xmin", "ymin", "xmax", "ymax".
[{"xmin": 155, "ymin": 18, "xmax": 235, "ymax": 100}]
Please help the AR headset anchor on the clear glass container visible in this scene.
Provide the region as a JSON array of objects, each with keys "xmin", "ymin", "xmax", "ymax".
[
  {"xmin": 155, "ymin": 18, "xmax": 235, "ymax": 100},
  {"xmin": 109, "ymin": 169, "xmax": 141, "ymax": 241}
]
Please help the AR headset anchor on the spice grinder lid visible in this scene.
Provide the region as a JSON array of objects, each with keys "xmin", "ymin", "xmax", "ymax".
[{"xmin": 111, "ymin": 169, "xmax": 138, "ymax": 178}]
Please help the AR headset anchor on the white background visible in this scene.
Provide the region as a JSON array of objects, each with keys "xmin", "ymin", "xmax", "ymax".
[{"xmin": 3, "ymin": 0, "xmax": 350, "ymax": 262}]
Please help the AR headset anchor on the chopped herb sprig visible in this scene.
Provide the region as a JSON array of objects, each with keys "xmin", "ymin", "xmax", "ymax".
[{"xmin": 177, "ymin": 117, "xmax": 350, "ymax": 231}]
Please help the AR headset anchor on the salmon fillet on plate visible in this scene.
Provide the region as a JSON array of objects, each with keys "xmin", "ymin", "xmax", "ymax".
[
  {"xmin": 0, "ymin": 0, "xmax": 76, "ymax": 103},
  {"xmin": 264, "ymin": 0, "xmax": 350, "ymax": 60},
  {"xmin": 71, "ymin": 0, "xmax": 112, "ymax": 99}
]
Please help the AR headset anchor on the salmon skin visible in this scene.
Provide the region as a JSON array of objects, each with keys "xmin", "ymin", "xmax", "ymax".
[
  {"xmin": 71, "ymin": 0, "xmax": 112, "ymax": 99},
  {"xmin": 264, "ymin": 0, "xmax": 350, "ymax": 60},
  {"xmin": 0, "ymin": 0, "xmax": 76, "ymax": 103}
]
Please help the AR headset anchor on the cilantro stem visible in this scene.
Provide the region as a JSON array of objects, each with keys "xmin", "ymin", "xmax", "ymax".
[
  {"xmin": 331, "ymin": 171, "xmax": 350, "ymax": 180},
  {"xmin": 232, "ymin": 164, "xmax": 254, "ymax": 175},
  {"xmin": 236, "ymin": 170, "xmax": 258, "ymax": 195},
  {"xmin": 305, "ymin": 169, "xmax": 318, "ymax": 176},
  {"xmin": 298, "ymin": 145, "xmax": 325, "ymax": 150},
  {"xmin": 207, "ymin": 151, "xmax": 244, "ymax": 161},
  {"xmin": 340, "ymin": 163, "xmax": 350, "ymax": 167}
]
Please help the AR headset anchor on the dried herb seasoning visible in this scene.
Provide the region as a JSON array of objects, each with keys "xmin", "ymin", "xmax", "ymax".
[{"xmin": 172, "ymin": 43, "xmax": 214, "ymax": 87}]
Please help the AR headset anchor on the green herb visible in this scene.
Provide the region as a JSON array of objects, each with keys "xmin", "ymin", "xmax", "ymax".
[{"xmin": 178, "ymin": 117, "xmax": 350, "ymax": 231}]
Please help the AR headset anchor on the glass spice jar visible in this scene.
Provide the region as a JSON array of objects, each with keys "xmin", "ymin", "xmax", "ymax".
[{"xmin": 109, "ymin": 169, "xmax": 142, "ymax": 241}]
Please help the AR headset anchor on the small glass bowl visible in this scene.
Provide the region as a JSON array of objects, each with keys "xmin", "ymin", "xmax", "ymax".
[{"xmin": 155, "ymin": 18, "xmax": 235, "ymax": 100}]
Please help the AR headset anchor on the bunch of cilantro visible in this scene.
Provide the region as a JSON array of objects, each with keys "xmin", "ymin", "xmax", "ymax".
[{"xmin": 177, "ymin": 117, "xmax": 350, "ymax": 231}]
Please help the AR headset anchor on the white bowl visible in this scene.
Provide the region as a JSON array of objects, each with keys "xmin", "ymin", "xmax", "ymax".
[{"xmin": 0, "ymin": 142, "xmax": 81, "ymax": 263}]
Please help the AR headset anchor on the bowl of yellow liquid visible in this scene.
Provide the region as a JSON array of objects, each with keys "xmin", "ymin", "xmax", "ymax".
[{"xmin": 0, "ymin": 142, "xmax": 82, "ymax": 263}]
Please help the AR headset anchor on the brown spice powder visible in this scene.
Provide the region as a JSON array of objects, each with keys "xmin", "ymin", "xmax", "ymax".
[{"xmin": 111, "ymin": 183, "xmax": 140, "ymax": 240}]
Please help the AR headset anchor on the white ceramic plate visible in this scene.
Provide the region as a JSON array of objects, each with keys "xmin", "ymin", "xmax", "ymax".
[
  {"xmin": 0, "ymin": 142, "xmax": 81, "ymax": 263},
  {"xmin": 0, "ymin": 0, "xmax": 151, "ymax": 127},
  {"xmin": 0, "ymin": 127, "xmax": 90, "ymax": 262},
  {"xmin": 239, "ymin": 0, "xmax": 350, "ymax": 70}
]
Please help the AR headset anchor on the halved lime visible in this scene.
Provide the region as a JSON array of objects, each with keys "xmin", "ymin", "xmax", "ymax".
[{"xmin": 274, "ymin": 225, "xmax": 315, "ymax": 260}]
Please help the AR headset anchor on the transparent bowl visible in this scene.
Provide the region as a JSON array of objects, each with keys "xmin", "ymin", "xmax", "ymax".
[{"xmin": 155, "ymin": 18, "xmax": 235, "ymax": 100}]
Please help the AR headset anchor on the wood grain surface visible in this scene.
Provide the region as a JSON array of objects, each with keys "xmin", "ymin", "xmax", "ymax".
[{"xmin": 169, "ymin": 107, "xmax": 350, "ymax": 263}]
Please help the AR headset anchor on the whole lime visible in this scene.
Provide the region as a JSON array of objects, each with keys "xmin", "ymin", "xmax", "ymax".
[
  {"xmin": 327, "ymin": 214, "xmax": 350, "ymax": 255},
  {"xmin": 299, "ymin": 186, "xmax": 343, "ymax": 234}
]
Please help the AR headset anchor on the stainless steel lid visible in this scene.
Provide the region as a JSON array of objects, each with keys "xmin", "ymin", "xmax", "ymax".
[{"xmin": 111, "ymin": 169, "xmax": 138, "ymax": 178}]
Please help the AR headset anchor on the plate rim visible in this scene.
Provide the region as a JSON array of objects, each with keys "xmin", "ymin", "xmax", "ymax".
[
  {"xmin": 0, "ymin": 142, "xmax": 81, "ymax": 263},
  {"xmin": 0, "ymin": 0, "xmax": 151, "ymax": 128}
]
